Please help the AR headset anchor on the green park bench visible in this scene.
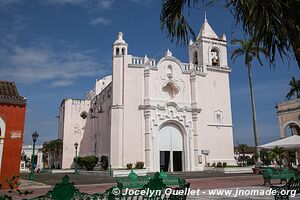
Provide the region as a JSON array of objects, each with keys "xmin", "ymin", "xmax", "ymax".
[
  {"xmin": 115, "ymin": 170, "xmax": 186, "ymax": 191},
  {"xmin": 261, "ymin": 167, "xmax": 296, "ymax": 185},
  {"xmin": 158, "ymin": 171, "xmax": 186, "ymax": 187},
  {"xmin": 23, "ymin": 172, "xmax": 190, "ymax": 200},
  {"xmin": 271, "ymin": 177, "xmax": 300, "ymax": 200},
  {"xmin": 115, "ymin": 170, "xmax": 151, "ymax": 189}
]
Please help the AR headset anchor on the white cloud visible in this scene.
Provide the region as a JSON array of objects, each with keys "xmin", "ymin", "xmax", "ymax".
[
  {"xmin": 90, "ymin": 16, "xmax": 111, "ymax": 25},
  {"xmin": 97, "ymin": 0, "xmax": 114, "ymax": 9},
  {"xmin": 0, "ymin": 41, "xmax": 110, "ymax": 87},
  {"xmin": 51, "ymin": 79, "xmax": 74, "ymax": 87},
  {"xmin": 45, "ymin": 0, "xmax": 115, "ymax": 9}
]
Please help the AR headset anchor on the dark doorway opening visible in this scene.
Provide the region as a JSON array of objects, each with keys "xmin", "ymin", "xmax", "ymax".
[
  {"xmin": 160, "ymin": 151, "xmax": 170, "ymax": 172},
  {"xmin": 173, "ymin": 151, "xmax": 182, "ymax": 171}
]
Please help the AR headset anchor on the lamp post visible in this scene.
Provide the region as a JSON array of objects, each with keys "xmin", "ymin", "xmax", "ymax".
[
  {"xmin": 29, "ymin": 131, "xmax": 39, "ymax": 180},
  {"xmin": 74, "ymin": 142, "xmax": 78, "ymax": 175}
]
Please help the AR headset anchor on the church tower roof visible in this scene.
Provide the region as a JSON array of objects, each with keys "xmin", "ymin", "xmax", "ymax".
[
  {"xmin": 114, "ymin": 32, "xmax": 127, "ymax": 45},
  {"xmin": 196, "ymin": 14, "xmax": 218, "ymax": 40}
]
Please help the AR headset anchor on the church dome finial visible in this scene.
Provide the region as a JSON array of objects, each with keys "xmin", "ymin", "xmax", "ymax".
[
  {"xmin": 165, "ymin": 49, "xmax": 172, "ymax": 57},
  {"xmin": 114, "ymin": 32, "xmax": 127, "ymax": 45}
]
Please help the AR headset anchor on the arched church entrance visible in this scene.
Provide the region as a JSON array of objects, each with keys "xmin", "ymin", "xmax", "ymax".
[{"xmin": 159, "ymin": 124, "xmax": 183, "ymax": 172}]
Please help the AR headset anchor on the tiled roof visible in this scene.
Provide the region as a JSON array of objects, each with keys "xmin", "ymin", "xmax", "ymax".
[{"xmin": 0, "ymin": 81, "xmax": 26, "ymax": 105}]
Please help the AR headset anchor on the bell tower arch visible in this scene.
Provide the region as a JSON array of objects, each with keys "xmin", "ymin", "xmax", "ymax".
[{"xmin": 188, "ymin": 15, "xmax": 228, "ymax": 69}]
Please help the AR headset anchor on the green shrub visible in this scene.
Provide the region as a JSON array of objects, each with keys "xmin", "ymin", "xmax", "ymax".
[
  {"xmin": 211, "ymin": 162, "xmax": 216, "ymax": 167},
  {"xmin": 135, "ymin": 161, "xmax": 144, "ymax": 169},
  {"xmin": 206, "ymin": 162, "xmax": 210, "ymax": 167},
  {"xmin": 222, "ymin": 162, "xmax": 227, "ymax": 167},
  {"xmin": 216, "ymin": 162, "xmax": 222, "ymax": 168},
  {"xmin": 99, "ymin": 155, "xmax": 108, "ymax": 170},
  {"xmin": 126, "ymin": 163, "xmax": 133, "ymax": 169},
  {"xmin": 75, "ymin": 156, "xmax": 99, "ymax": 171}
]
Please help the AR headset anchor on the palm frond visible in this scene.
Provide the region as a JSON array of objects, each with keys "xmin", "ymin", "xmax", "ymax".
[{"xmin": 160, "ymin": 0, "xmax": 197, "ymax": 46}]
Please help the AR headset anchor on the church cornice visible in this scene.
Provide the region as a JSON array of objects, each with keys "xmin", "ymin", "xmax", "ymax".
[
  {"xmin": 207, "ymin": 66, "xmax": 231, "ymax": 73},
  {"xmin": 138, "ymin": 102, "xmax": 201, "ymax": 113}
]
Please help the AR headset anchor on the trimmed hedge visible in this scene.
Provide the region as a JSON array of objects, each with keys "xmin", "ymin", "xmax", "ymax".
[{"xmin": 75, "ymin": 156, "xmax": 98, "ymax": 171}]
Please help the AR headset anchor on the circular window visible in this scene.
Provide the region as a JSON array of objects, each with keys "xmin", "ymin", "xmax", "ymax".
[{"xmin": 80, "ymin": 111, "xmax": 88, "ymax": 119}]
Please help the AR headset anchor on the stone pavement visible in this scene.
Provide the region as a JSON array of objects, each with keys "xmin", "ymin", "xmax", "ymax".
[
  {"xmin": 187, "ymin": 186, "xmax": 273, "ymax": 199},
  {"xmin": 2, "ymin": 174, "xmax": 299, "ymax": 199}
]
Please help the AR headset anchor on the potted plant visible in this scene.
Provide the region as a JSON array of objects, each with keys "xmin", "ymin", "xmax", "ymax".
[{"xmin": 252, "ymin": 153, "xmax": 260, "ymax": 174}]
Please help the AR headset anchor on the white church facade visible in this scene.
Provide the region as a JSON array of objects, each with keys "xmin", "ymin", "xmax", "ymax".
[{"xmin": 58, "ymin": 18, "xmax": 235, "ymax": 171}]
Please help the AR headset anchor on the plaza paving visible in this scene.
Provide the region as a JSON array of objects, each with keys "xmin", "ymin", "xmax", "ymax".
[{"xmin": 2, "ymin": 172, "xmax": 299, "ymax": 199}]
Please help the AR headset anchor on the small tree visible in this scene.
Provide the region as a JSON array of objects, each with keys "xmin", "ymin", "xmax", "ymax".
[
  {"xmin": 286, "ymin": 77, "xmax": 300, "ymax": 100},
  {"xmin": 237, "ymin": 144, "xmax": 248, "ymax": 166},
  {"xmin": 42, "ymin": 139, "xmax": 63, "ymax": 169},
  {"xmin": 260, "ymin": 149, "xmax": 272, "ymax": 166},
  {"xmin": 271, "ymin": 146, "xmax": 286, "ymax": 168}
]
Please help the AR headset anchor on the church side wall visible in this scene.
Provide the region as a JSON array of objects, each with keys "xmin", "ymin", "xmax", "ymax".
[{"xmin": 92, "ymin": 85, "xmax": 112, "ymax": 158}]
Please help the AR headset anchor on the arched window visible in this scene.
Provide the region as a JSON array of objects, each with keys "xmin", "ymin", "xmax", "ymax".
[
  {"xmin": 284, "ymin": 122, "xmax": 300, "ymax": 136},
  {"xmin": 214, "ymin": 110, "xmax": 223, "ymax": 124},
  {"xmin": 116, "ymin": 47, "xmax": 120, "ymax": 55},
  {"xmin": 122, "ymin": 48, "xmax": 125, "ymax": 55},
  {"xmin": 211, "ymin": 48, "xmax": 219, "ymax": 66},
  {"xmin": 193, "ymin": 51, "xmax": 198, "ymax": 65},
  {"xmin": 167, "ymin": 65, "xmax": 173, "ymax": 78},
  {"xmin": 0, "ymin": 117, "xmax": 6, "ymax": 169}
]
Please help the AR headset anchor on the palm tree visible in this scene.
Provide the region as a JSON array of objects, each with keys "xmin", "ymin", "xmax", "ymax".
[
  {"xmin": 42, "ymin": 139, "xmax": 63, "ymax": 169},
  {"xmin": 160, "ymin": 0, "xmax": 300, "ymax": 67},
  {"xmin": 231, "ymin": 38, "xmax": 268, "ymax": 162},
  {"xmin": 237, "ymin": 144, "xmax": 248, "ymax": 166},
  {"xmin": 271, "ymin": 146, "xmax": 286, "ymax": 168},
  {"xmin": 237, "ymin": 144, "xmax": 247, "ymax": 158},
  {"xmin": 286, "ymin": 77, "xmax": 300, "ymax": 100}
]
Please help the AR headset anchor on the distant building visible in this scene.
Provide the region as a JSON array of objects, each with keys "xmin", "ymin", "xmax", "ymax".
[
  {"xmin": 276, "ymin": 99, "xmax": 300, "ymax": 137},
  {"xmin": 276, "ymin": 98, "xmax": 300, "ymax": 167},
  {"xmin": 0, "ymin": 81, "xmax": 26, "ymax": 189},
  {"xmin": 20, "ymin": 145, "xmax": 43, "ymax": 171},
  {"xmin": 59, "ymin": 17, "xmax": 235, "ymax": 171}
]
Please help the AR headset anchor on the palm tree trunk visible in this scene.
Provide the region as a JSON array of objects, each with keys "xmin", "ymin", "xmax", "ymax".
[{"xmin": 247, "ymin": 64, "xmax": 260, "ymax": 162}]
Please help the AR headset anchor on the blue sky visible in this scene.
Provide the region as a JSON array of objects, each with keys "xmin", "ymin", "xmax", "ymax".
[{"xmin": 0, "ymin": 0, "xmax": 299, "ymax": 146}]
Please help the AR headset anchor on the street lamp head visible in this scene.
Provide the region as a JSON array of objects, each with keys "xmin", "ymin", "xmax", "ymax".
[
  {"xmin": 74, "ymin": 142, "xmax": 78, "ymax": 149},
  {"xmin": 32, "ymin": 131, "xmax": 39, "ymax": 143}
]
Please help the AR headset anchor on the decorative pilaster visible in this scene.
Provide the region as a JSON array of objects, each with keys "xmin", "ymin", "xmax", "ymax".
[
  {"xmin": 144, "ymin": 68, "xmax": 150, "ymax": 105},
  {"xmin": 144, "ymin": 110, "xmax": 151, "ymax": 170},
  {"xmin": 190, "ymin": 73, "xmax": 199, "ymax": 170},
  {"xmin": 144, "ymin": 67, "xmax": 152, "ymax": 170}
]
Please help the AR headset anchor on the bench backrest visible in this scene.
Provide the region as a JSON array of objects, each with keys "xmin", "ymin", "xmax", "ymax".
[
  {"xmin": 115, "ymin": 170, "xmax": 185, "ymax": 189},
  {"xmin": 115, "ymin": 170, "xmax": 151, "ymax": 189},
  {"xmin": 288, "ymin": 178, "xmax": 300, "ymax": 193}
]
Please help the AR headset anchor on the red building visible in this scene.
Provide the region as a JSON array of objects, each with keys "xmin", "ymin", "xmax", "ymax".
[{"xmin": 0, "ymin": 81, "xmax": 26, "ymax": 189}]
